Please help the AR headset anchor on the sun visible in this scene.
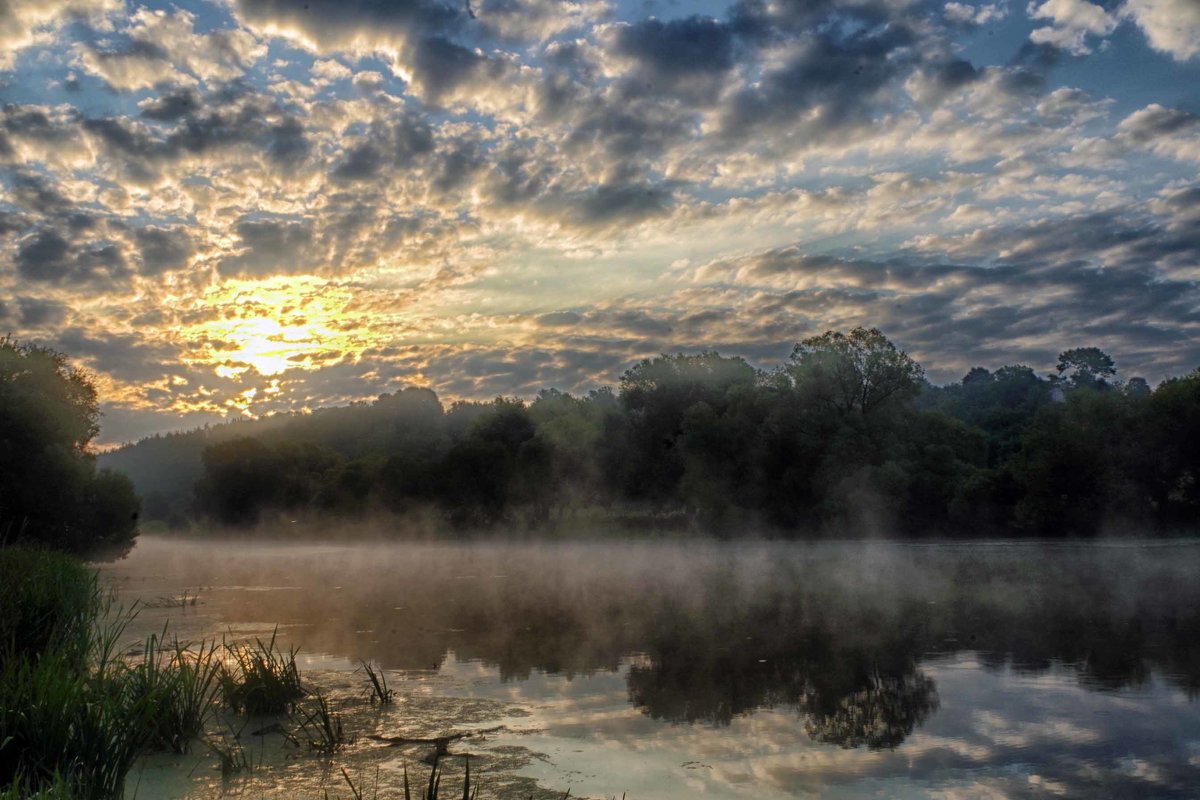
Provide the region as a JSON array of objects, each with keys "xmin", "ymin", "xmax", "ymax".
[
  {"xmin": 183, "ymin": 277, "xmax": 362, "ymax": 381},
  {"xmin": 217, "ymin": 316, "xmax": 314, "ymax": 377}
]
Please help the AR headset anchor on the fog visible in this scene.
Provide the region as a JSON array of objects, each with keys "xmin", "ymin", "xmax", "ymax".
[
  {"xmin": 98, "ymin": 535, "xmax": 1200, "ymax": 798},
  {"xmin": 110, "ymin": 535, "xmax": 1200, "ymax": 698}
]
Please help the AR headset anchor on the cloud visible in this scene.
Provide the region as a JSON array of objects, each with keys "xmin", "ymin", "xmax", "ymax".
[
  {"xmin": 1027, "ymin": 0, "xmax": 1118, "ymax": 55},
  {"xmin": 82, "ymin": 83, "xmax": 311, "ymax": 182},
  {"xmin": 75, "ymin": 7, "xmax": 264, "ymax": 90},
  {"xmin": 944, "ymin": 2, "xmax": 1008, "ymax": 25},
  {"xmin": 15, "ymin": 297, "xmax": 68, "ymax": 327},
  {"xmin": 231, "ymin": 0, "xmax": 516, "ymax": 105},
  {"xmin": 0, "ymin": 0, "xmax": 120, "ymax": 70},
  {"xmin": 1121, "ymin": 0, "xmax": 1200, "ymax": 61},
  {"xmin": 3, "ymin": 0, "xmax": 1199, "ymax": 442},
  {"xmin": 716, "ymin": 23, "xmax": 918, "ymax": 147},
  {"xmin": 603, "ymin": 16, "xmax": 737, "ymax": 103},
  {"xmin": 135, "ymin": 225, "xmax": 194, "ymax": 274},
  {"xmin": 216, "ymin": 216, "xmax": 318, "ymax": 278},
  {"xmin": 330, "ymin": 113, "xmax": 435, "ymax": 183},
  {"xmin": 472, "ymin": 0, "xmax": 607, "ymax": 42},
  {"xmin": 14, "ymin": 228, "xmax": 130, "ymax": 286}
]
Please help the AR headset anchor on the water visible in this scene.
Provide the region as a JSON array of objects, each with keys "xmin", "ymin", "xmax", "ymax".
[{"xmin": 103, "ymin": 536, "xmax": 1200, "ymax": 798}]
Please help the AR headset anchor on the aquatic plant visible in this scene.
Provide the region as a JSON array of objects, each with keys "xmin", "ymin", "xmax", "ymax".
[
  {"xmin": 401, "ymin": 756, "xmax": 478, "ymax": 800},
  {"xmin": 219, "ymin": 628, "xmax": 306, "ymax": 714},
  {"xmin": 125, "ymin": 632, "xmax": 223, "ymax": 753},
  {"xmin": 327, "ymin": 767, "xmax": 378, "ymax": 800},
  {"xmin": 0, "ymin": 771, "xmax": 76, "ymax": 800},
  {"xmin": 0, "ymin": 635, "xmax": 148, "ymax": 799},
  {"xmin": 204, "ymin": 735, "xmax": 255, "ymax": 778},
  {"xmin": 0, "ymin": 548, "xmax": 150, "ymax": 799},
  {"xmin": 361, "ymin": 660, "xmax": 395, "ymax": 705},
  {"xmin": 292, "ymin": 691, "xmax": 351, "ymax": 753}
]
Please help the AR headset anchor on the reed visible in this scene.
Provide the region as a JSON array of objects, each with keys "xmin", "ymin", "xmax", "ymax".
[
  {"xmin": 0, "ymin": 548, "xmax": 98, "ymax": 667},
  {"xmin": 361, "ymin": 660, "xmax": 395, "ymax": 705},
  {"xmin": 125, "ymin": 632, "xmax": 223, "ymax": 753},
  {"xmin": 219, "ymin": 628, "xmax": 306, "ymax": 714},
  {"xmin": 204, "ymin": 736, "xmax": 255, "ymax": 778},
  {"xmin": 291, "ymin": 691, "xmax": 351, "ymax": 753},
  {"xmin": 401, "ymin": 756, "xmax": 478, "ymax": 800}
]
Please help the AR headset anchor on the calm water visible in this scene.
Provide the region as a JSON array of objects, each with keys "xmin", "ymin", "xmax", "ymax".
[{"xmin": 103, "ymin": 536, "xmax": 1200, "ymax": 799}]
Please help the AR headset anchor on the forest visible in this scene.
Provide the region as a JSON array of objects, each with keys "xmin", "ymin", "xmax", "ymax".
[{"xmin": 101, "ymin": 327, "xmax": 1200, "ymax": 539}]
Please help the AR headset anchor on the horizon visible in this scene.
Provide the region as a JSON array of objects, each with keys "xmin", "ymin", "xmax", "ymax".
[
  {"xmin": 2, "ymin": 0, "xmax": 1198, "ymax": 446},
  {"xmin": 96, "ymin": 332, "xmax": 1151, "ymax": 449}
]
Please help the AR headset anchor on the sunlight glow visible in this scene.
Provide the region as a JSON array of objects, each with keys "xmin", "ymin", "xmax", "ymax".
[{"xmin": 182, "ymin": 278, "xmax": 364, "ymax": 380}]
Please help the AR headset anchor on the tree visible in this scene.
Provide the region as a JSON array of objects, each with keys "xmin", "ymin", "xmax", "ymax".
[
  {"xmin": 0, "ymin": 338, "xmax": 138, "ymax": 557},
  {"xmin": 787, "ymin": 327, "xmax": 924, "ymax": 416},
  {"xmin": 1055, "ymin": 347, "xmax": 1117, "ymax": 390},
  {"xmin": 616, "ymin": 352, "xmax": 758, "ymax": 505},
  {"xmin": 962, "ymin": 367, "xmax": 993, "ymax": 387}
]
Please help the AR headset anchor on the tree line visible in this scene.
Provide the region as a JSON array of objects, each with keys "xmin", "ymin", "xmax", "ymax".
[{"xmin": 102, "ymin": 327, "xmax": 1200, "ymax": 538}]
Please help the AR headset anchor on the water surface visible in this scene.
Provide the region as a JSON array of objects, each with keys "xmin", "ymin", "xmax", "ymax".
[{"xmin": 103, "ymin": 536, "xmax": 1200, "ymax": 799}]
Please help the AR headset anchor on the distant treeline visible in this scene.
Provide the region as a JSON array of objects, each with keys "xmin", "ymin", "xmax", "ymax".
[{"xmin": 102, "ymin": 328, "xmax": 1200, "ymax": 537}]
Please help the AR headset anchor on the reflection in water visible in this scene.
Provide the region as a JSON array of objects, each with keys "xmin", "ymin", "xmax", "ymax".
[{"xmin": 104, "ymin": 537, "xmax": 1200, "ymax": 798}]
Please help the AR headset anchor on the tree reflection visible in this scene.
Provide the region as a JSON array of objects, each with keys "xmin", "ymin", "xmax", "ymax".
[
  {"xmin": 802, "ymin": 671, "xmax": 938, "ymax": 749},
  {"xmin": 624, "ymin": 586, "xmax": 940, "ymax": 748},
  {"xmin": 139, "ymin": 540, "xmax": 1200, "ymax": 749}
]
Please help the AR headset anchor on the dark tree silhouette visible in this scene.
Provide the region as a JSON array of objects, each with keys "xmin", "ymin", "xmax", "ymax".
[
  {"xmin": 787, "ymin": 327, "xmax": 924, "ymax": 415},
  {"xmin": 0, "ymin": 338, "xmax": 139, "ymax": 557}
]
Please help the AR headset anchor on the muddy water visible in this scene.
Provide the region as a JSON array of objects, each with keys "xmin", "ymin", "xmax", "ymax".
[{"xmin": 102, "ymin": 536, "xmax": 1200, "ymax": 799}]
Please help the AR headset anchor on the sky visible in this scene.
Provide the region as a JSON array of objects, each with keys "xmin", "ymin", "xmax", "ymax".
[{"xmin": 1, "ymin": 0, "xmax": 1199, "ymax": 445}]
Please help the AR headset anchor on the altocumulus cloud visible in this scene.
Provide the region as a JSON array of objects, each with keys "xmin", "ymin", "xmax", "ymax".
[{"xmin": 0, "ymin": 0, "xmax": 1198, "ymax": 443}]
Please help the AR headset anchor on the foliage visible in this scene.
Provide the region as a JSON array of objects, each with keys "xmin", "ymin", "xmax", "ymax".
[
  {"xmin": 0, "ymin": 548, "xmax": 98, "ymax": 668},
  {"xmin": 1056, "ymin": 346, "xmax": 1117, "ymax": 390},
  {"xmin": 125, "ymin": 632, "xmax": 223, "ymax": 753},
  {"xmin": 100, "ymin": 330, "xmax": 1200, "ymax": 537},
  {"xmin": 0, "ymin": 339, "xmax": 139, "ymax": 558},
  {"xmin": 361, "ymin": 660, "xmax": 394, "ymax": 705},
  {"xmin": 786, "ymin": 327, "xmax": 924, "ymax": 416},
  {"xmin": 291, "ymin": 692, "xmax": 350, "ymax": 752},
  {"xmin": 219, "ymin": 629, "xmax": 306, "ymax": 714},
  {"xmin": 0, "ymin": 548, "xmax": 144, "ymax": 798}
]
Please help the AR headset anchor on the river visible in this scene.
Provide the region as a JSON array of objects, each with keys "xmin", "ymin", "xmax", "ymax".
[{"xmin": 101, "ymin": 536, "xmax": 1200, "ymax": 799}]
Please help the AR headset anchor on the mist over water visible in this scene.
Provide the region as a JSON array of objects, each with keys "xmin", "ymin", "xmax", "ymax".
[{"xmin": 102, "ymin": 535, "xmax": 1200, "ymax": 798}]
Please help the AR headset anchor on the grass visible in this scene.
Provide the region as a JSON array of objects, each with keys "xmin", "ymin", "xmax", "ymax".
[
  {"xmin": 125, "ymin": 631, "xmax": 223, "ymax": 753},
  {"xmin": 219, "ymin": 628, "xmax": 306, "ymax": 714},
  {"xmin": 204, "ymin": 730, "xmax": 256, "ymax": 779},
  {"xmin": 0, "ymin": 548, "xmax": 99, "ymax": 667},
  {"xmin": 0, "ymin": 548, "xmax": 221, "ymax": 797},
  {"xmin": 0, "ymin": 550, "xmax": 145, "ymax": 800},
  {"xmin": 291, "ymin": 692, "xmax": 351, "ymax": 753},
  {"xmin": 0, "ymin": 772, "xmax": 77, "ymax": 800},
  {"xmin": 401, "ymin": 756, "xmax": 485, "ymax": 800},
  {"xmin": 361, "ymin": 661, "xmax": 395, "ymax": 705}
]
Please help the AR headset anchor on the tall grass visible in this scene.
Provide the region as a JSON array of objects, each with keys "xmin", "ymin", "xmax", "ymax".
[
  {"xmin": 3, "ymin": 549, "xmax": 578, "ymax": 800},
  {"xmin": 220, "ymin": 628, "xmax": 306, "ymax": 714},
  {"xmin": 291, "ymin": 692, "xmax": 351, "ymax": 752},
  {"xmin": 361, "ymin": 661, "xmax": 395, "ymax": 705},
  {"xmin": 0, "ymin": 772, "xmax": 76, "ymax": 800},
  {"xmin": 0, "ymin": 548, "xmax": 98, "ymax": 667},
  {"xmin": 402, "ymin": 756, "xmax": 479, "ymax": 800},
  {"xmin": 0, "ymin": 548, "xmax": 220, "ymax": 797},
  {"xmin": 0, "ymin": 547, "xmax": 145, "ymax": 799},
  {"xmin": 125, "ymin": 631, "xmax": 223, "ymax": 753}
]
